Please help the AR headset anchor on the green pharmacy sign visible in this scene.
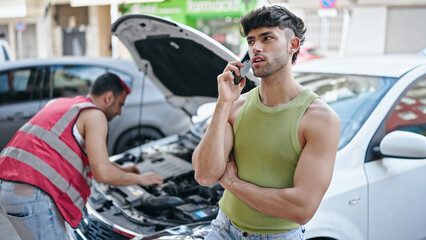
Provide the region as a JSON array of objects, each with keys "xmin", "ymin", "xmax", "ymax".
[{"xmin": 120, "ymin": 0, "xmax": 256, "ymax": 27}]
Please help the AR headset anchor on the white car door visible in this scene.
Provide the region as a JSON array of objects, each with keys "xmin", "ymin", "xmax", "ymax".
[{"xmin": 365, "ymin": 77, "xmax": 426, "ymax": 240}]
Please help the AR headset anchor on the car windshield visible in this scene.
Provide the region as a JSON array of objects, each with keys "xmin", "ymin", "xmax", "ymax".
[
  {"xmin": 297, "ymin": 73, "xmax": 397, "ymax": 149},
  {"xmin": 193, "ymin": 74, "xmax": 397, "ymax": 149}
]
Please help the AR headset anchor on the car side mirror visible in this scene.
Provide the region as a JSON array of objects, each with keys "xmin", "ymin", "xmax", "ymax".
[{"xmin": 379, "ymin": 130, "xmax": 426, "ymax": 159}]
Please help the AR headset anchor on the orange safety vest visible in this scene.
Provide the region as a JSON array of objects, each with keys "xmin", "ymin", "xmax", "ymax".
[{"xmin": 0, "ymin": 96, "xmax": 97, "ymax": 228}]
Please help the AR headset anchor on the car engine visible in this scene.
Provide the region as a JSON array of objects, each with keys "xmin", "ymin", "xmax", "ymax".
[{"xmin": 80, "ymin": 128, "xmax": 223, "ymax": 239}]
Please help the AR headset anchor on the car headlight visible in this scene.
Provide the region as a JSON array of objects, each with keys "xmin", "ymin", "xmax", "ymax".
[{"xmin": 134, "ymin": 222, "xmax": 211, "ymax": 240}]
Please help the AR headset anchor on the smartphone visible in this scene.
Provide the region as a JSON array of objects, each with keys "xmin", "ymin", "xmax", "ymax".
[{"xmin": 232, "ymin": 51, "xmax": 251, "ymax": 85}]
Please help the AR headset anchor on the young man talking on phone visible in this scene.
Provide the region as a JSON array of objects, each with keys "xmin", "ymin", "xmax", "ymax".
[{"xmin": 192, "ymin": 5, "xmax": 340, "ymax": 239}]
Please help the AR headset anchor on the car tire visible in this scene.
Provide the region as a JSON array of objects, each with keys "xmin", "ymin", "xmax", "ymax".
[
  {"xmin": 113, "ymin": 127, "xmax": 163, "ymax": 154},
  {"xmin": 308, "ymin": 237, "xmax": 337, "ymax": 240}
]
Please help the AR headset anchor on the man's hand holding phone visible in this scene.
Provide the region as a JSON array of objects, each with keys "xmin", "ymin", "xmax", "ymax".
[
  {"xmin": 232, "ymin": 51, "xmax": 251, "ymax": 85},
  {"xmin": 216, "ymin": 51, "xmax": 251, "ymax": 104}
]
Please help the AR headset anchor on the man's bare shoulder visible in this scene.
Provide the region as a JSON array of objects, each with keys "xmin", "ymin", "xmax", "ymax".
[
  {"xmin": 77, "ymin": 108, "xmax": 108, "ymax": 131},
  {"xmin": 235, "ymin": 92, "xmax": 250, "ymax": 107},
  {"xmin": 74, "ymin": 108, "xmax": 107, "ymax": 139},
  {"xmin": 303, "ymin": 98, "xmax": 340, "ymax": 131},
  {"xmin": 229, "ymin": 92, "xmax": 250, "ymax": 124},
  {"xmin": 79, "ymin": 108, "xmax": 106, "ymax": 121}
]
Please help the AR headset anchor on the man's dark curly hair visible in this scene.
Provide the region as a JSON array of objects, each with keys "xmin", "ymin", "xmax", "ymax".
[{"xmin": 240, "ymin": 5, "xmax": 306, "ymax": 64}]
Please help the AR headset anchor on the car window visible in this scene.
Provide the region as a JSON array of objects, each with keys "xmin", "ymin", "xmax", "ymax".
[
  {"xmin": 0, "ymin": 68, "xmax": 40, "ymax": 105},
  {"xmin": 385, "ymin": 77, "xmax": 426, "ymax": 136},
  {"xmin": 51, "ymin": 65, "xmax": 107, "ymax": 97},
  {"xmin": 297, "ymin": 74, "xmax": 397, "ymax": 149}
]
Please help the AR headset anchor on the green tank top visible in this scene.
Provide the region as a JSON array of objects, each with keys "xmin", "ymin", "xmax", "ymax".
[{"xmin": 218, "ymin": 86, "xmax": 318, "ymax": 234}]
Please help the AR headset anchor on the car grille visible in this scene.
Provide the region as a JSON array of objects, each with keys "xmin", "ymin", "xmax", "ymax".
[{"xmin": 83, "ymin": 216, "xmax": 130, "ymax": 240}]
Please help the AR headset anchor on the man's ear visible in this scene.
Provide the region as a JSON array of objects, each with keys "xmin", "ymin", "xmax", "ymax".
[
  {"xmin": 104, "ymin": 91, "xmax": 115, "ymax": 106},
  {"xmin": 290, "ymin": 37, "xmax": 300, "ymax": 54}
]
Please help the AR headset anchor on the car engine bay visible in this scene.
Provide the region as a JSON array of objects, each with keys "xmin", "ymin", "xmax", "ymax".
[{"xmin": 80, "ymin": 128, "xmax": 222, "ymax": 238}]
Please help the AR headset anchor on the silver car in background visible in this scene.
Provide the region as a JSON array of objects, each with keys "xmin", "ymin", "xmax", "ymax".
[{"xmin": 0, "ymin": 57, "xmax": 191, "ymax": 154}]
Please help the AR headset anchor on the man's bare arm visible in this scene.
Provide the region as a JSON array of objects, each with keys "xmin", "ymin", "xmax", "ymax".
[
  {"xmin": 82, "ymin": 109, "xmax": 163, "ymax": 187},
  {"xmin": 192, "ymin": 102, "xmax": 235, "ymax": 186},
  {"xmin": 192, "ymin": 62, "xmax": 246, "ymax": 186},
  {"xmin": 219, "ymin": 102, "xmax": 340, "ymax": 224}
]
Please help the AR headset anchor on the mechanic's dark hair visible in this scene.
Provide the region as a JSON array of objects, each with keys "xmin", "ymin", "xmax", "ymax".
[
  {"xmin": 89, "ymin": 72, "xmax": 130, "ymax": 97},
  {"xmin": 240, "ymin": 5, "xmax": 306, "ymax": 64}
]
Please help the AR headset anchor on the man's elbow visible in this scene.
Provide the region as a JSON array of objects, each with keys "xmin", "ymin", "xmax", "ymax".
[
  {"xmin": 192, "ymin": 153, "xmax": 220, "ymax": 186},
  {"xmin": 91, "ymin": 169, "xmax": 114, "ymax": 185},
  {"xmin": 291, "ymin": 206, "xmax": 318, "ymax": 225},
  {"xmin": 293, "ymin": 213, "xmax": 313, "ymax": 226},
  {"xmin": 92, "ymin": 174, "xmax": 109, "ymax": 184},
  {"xmin": 194, "ymin": 172, "xmax": 219, "ymax": 186}
]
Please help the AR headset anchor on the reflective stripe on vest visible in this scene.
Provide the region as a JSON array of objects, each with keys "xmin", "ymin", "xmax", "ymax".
[
  {"xmin": 20, "ymin": 123, "xmax": 91, "ymax": 186},
  {"xmin": 0, "ymin": 101, "xmax": 96, "ymax": 214},
  {"xmin": 0, "ymin": 147, "xmax": 85, "ymax": 211},
  {"xmin": 51, "ymin": 102, "xmax": 94, "ymax": 136},
  {"xmin": 21, "ymin": 102, "xmax": 94, "ymax": 184}
]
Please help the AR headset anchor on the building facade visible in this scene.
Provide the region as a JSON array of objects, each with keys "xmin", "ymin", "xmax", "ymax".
[
  {"xmin": 0, "ymin": 0, "xmax": 425, "ymax": 60},
  {"xmin": 120, "ymin": 0, "xmax": 257, "ymax": 55},
  {"xmin": 0, "ymin": 0, "xmax": 112, "ymax": 59},
  {"xmin": 286, "ymin": 0, "xmax": 426, "ymax": 56}
]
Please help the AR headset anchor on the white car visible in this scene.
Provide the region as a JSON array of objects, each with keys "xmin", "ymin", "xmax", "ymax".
[
  {"xmin": 75, "ymin": 14, "xmax": 426, "ymax": 240},
  {"xmin": 294, "ymin": 57, "xmax": 426, "ymax": 240}
]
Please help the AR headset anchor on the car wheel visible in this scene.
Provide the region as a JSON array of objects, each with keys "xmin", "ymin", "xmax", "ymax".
[
  {"xmin": 308, "ymin": 237, "xmax": 337, "ymax": 240},
  {"xmin": 113, "ymin": 127, "xmax": 163, "ymax": 154}
]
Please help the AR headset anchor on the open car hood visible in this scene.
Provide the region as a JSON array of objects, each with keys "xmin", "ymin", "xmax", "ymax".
[{"xmin": 112, "ymin": 14, "xmax": 259, "ymax": 114}]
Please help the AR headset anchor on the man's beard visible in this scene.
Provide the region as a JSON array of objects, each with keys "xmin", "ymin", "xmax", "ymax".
[
  {"xmin": 105, "ymin": 111, "xmax": 114, "ymax": 122},
  {"xmin": 254, "ymin": 53, "xmax": 290, "ymax": 78},
  {"xmin": 105, "ymin": 100, "xmax": 116, "ymax": 122}
]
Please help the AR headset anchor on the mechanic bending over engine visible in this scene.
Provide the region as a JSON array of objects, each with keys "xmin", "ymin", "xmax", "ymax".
[
  {"xmin": 192, "ymin": 5, "xmax": 340, "ymax": 239},
  {"xmin": 0, "ymin": 72, "xmax": 163, "ymax": 240}
]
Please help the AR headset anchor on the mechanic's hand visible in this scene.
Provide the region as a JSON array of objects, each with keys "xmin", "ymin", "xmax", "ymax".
[
  {"xmin": 219, "ymin": 153, "xmax": 239, "ymax": 190},
  {"xmin": 138, "ymin": 172, "xmax": 163, "ymax": 187},
  {"xmin": 217, "ymin": 61, "xmax": 246, "ymax": 104}
]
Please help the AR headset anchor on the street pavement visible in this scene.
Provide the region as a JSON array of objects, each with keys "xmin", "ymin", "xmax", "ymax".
[{"xmin": 0, "ymin": 214, "xmax": 20, "ymax": 240}]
